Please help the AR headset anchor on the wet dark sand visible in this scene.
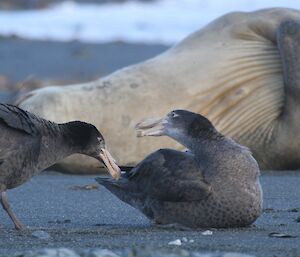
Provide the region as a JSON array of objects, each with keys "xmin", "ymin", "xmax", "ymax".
[
  {"xmin": 0, "ymin": 171, "xmax": 299, "ymax": 256},
  {"xmin": 0, "ymin": 38, "xmax": 168, "ymax": 104},
  {"xmin": 0, "ymin": 38, "xmax": 168, "ymax": 82}
]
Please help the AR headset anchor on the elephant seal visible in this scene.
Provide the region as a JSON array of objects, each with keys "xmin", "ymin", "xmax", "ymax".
[{"xmin": 17, "ymin": 8, "xmax": 300, "ymax": 173}]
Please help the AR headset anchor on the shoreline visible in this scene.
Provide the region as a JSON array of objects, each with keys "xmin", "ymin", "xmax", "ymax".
[
  {"xmin": 0, "ymin": 38, "xmax": 169, "ymax": 103},
  {"xmin": 0, "ymin": 38, "xmax": 169, "ymax": 82}
]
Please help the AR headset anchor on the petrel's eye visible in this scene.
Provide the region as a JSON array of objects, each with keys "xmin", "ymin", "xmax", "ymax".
[{"xmin": 170, "ymin": 112, "xmax": 179, "ymax": 118}]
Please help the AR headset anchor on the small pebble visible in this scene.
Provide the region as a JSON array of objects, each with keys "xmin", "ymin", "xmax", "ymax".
[
  {"xmin": 17, "ymin": 248, "xmax": 79, "ymax": 257},
  {"xmin": 48, "ymin": 219, "xmax": 71, "ymax": 224},
  {"xmin": 69, "ymin": 184, "xmax": 99, "ymax": 191},
  {"xmin": 223, "ymin": 253, "xmax": 256, "ymax": 257},
  {"xmin": 182, "ymin": 237, "xmax": 188, "ymax": 242},
  {"xmin": 295, "ymin": 216, "xmax": 300, "ymax": 223},
  {"xmin": 279, "ymin": 223, "xmax": 287, "ymax": 227},
  {"xmin": 263, "ymin": 208, "xmax": 275, "ymax": 213},
  {"xmin": 82, "ymin": 249, "xmax": 121, "ymax": 257},
  {"xmin": 31, "ymin": 230, "xmax": 51, "ymax": 240},
  {"xmin": 201, "ymin": 230, "xmax": 213, "ymax": 236},
  {"xmin": 268, "ymin": 232, "xmax": 297, "ymax": 238},
  {"xmin": 287, "ymin": 208, "xmax": 299, "ymax": 213},
  {"xmin": 168, "ymin": 239, "xmax": 182, "ymax": 246}
]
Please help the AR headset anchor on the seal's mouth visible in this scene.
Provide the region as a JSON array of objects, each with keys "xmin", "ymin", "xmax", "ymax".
[
  {"xmin": 135, "ymin": 117, "xmax": 166, "ymax": 137},
  {"xmin": 99, "ymin": 148, "xmax": 121, "ymax": 180}
]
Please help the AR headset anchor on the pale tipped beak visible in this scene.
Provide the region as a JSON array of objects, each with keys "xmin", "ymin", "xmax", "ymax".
[
  {"xmin": 135, "ymin": 117, "xmax": 166, "ymax": 137},
  {"xmin": 99, "ymin": 148, "xmax": 121, "ymax": 180}
]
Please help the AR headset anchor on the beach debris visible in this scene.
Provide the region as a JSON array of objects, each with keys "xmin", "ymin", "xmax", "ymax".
[
  {"xmin": 31, "ymin": 230, "xmax": 51, "ymax": 240},
  {"xmin": 201, "ymin": 230, "xmax": 213, "ymax": 236},
  {"xmin": 178, "ymin": 237, "xmax": 194, "ymax": 244},
  {"xmin": 263, "ymin": 208, "xmax": 275, "ymax": 213},
  {"xmin": 69, "ymin": 184, "xmax": 99, "ymax": 191},
  {"xmin": 268, "ymin": 232, "xmax": 297, "ymax": 238},
  {"xmin": 287, "ymin": 208, "xmax": 299, "ymax": 212},
  {"xmin": 182, "ymin": 237, "xmax": 188, "ymax": 242},
  {"xmin": 13, "ymin": 248, "xmax": 259, "ymax": 257},
  {"xmin": 94, "ymin": 223, "xmax": 108, "ymax": 227},
  {"xmin": 81, "ymin": 249, "xmax": 121, "ymax": 257},
  {"xmin": 48, "ymin": 219, "xmax": 71, "ymax": 224},
  {"xmin": 168, "ymin": 239, "xmax": 182, "ymax": 246},
  {"xmin": 222, "ymin": 253, "xmax": 256, "ymax": 257},
  {"xmin": 279, "ymin": 223, "xmax": 287, "ymax": 226},
  {"xmin": 126, "ymin": 247, "xmax": 191, "ymax": 257},
  {"xmin": 16, "ymin": 248, "xmax": 80, "ymax": 257}
]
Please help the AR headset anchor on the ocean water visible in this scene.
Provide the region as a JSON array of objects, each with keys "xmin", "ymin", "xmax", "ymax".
[{"xmin": 0, "ymin": 0, "xmax": 299, "ymax": 44}]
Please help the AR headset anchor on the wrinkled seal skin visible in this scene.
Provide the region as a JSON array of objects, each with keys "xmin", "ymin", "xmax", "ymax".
[{"xmin": 17, "ymin": 8, "xmax": 300, "ymax": 173}]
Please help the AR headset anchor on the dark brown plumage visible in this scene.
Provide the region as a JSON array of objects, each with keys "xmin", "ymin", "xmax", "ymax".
[
  {"xmin": 96, "ymin": 110, "xmax": 262, "ymax": 228},
  {"xmin": 0, "ymin": 103, "xmax": 120, "ymax": 229}
]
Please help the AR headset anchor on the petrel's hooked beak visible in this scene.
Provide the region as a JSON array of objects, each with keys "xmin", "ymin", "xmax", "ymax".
[
  {"xmin": 99, "ymin": 148, "xmax": 121, "ymax": 180},
  {"xmin": 135, "ymin": 117, "xmax": 167, "ymax": 137}
]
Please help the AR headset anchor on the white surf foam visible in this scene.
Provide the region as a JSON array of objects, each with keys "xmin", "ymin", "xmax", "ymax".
[{"xmin": 0, "ymin": 0, "xmax": 299, "ymax": 44}]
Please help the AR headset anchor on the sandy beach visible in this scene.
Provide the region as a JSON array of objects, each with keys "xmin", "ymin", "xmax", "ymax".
[
  {"xmin": 0, "ymin": 38, "xmax": 300, "ymax": 257},
  {"xmin": 0, "ymin": 171, "xmax": 299, "ymax": 257}
]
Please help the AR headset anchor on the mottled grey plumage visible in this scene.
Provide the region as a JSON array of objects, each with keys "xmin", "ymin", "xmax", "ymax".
[
  {"xmin": 0, "ymin": 103, "xmax": 120, "ymax": 229},
  {"xmin": 96, "ymin": 110, "xmax": 263, "ymax": 228}
]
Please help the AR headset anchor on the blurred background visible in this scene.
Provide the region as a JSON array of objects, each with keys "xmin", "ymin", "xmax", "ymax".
[{"xmin": 0, "ymin": 0, "xmax": 299, "ymax": 102}]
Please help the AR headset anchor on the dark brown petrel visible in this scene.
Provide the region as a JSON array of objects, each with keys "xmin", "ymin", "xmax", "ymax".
[
  {"xmin": 0, "ymin": 103, "xmax": 120, "ymax": 229},
  {"xmin": 96, "ymin": 110, "xmax": 262, "ymax": 228}
]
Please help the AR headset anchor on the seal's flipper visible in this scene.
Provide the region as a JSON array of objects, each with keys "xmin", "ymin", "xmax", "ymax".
[
  {"xmin": 275, "ymin": 20, "xmax": 300, "ymax": 168},
  {"xmin": 278, "ymin": 20, "xmax": 300, "ymax": 120}
]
